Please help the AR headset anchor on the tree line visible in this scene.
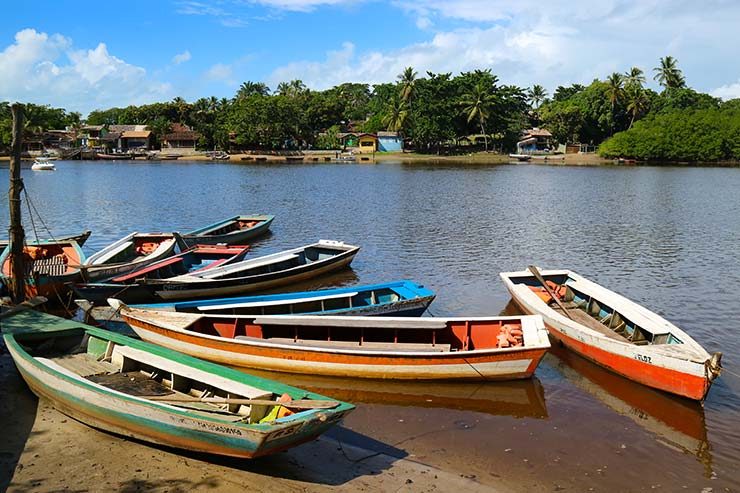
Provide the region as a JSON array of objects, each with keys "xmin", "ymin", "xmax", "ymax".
[{"xmin": 2, "ymin": 56, "xmax": 738, "ymax": 161}]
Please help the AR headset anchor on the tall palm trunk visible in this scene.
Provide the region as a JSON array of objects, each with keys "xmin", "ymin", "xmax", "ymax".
[{"xmin": 479, "ymin": 116, "xmax": 488, "ymax": 152}]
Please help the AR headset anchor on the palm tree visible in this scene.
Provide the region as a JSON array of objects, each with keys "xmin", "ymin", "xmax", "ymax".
[
  {"xmin": 398, "ymin": 67, "xmax": 417, "ymax": 104},
  {"xmin": 624, "ymin": 67, "xmax": 645, "ymax": 88},
  {"xmin": 460, "ymin": 82, "xmax": 493, "ymax": 151},
  {"xmin": 382, "ymin": 95, "xmax": 408, "ymax": 133},
  {"xmin": 606, "ymin": 72, "xmax": 624, "ymax": 134},
  {"xmin": 276, "ymin": 80, "xmax": 307, "ymax": 97},
  {"xmin": 527, "ymin": 84, "xmax": 548, "ymax": 109},
  {"xmin": 653, "ymin": 56, "xmax": 686, "ymax": 89},
  {"xmin": 172, "ymin": 97, "xmax": 189, "ymax": 123},
  {"xmin": 236, "ymin": 81, "xmax": 270, "ymax": 99},
  {"xmin": 625, "ymin": 85, "xmax": 649, "ymax": 129}
]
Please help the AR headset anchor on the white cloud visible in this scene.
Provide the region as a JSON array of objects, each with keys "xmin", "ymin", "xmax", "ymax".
[
  {"xmin": 269, "ymin": 0, "xmax": 740, "ymax": 95},
  {"xmin": 711, "ymin": 82, "xmax": 740, "ymax": 101},
  {"xmin": 205, "ymin": 63, "xmax": 234, "ymax": 82},
  {"xmin": 0, "ymin": 28, "xmax": 171, "ymax": 115},
  {"xmin": 172, "ymin": 50, "xmax": 191, "ymax": 65}
]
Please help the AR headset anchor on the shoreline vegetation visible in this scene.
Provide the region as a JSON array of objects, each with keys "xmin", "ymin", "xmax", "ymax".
[{"xmin": 2, "ymin": 56, "xmax": 739, "ymax": 165}]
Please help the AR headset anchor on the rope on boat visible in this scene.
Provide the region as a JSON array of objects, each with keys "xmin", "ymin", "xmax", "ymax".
[{"xmin": 22, "ymin": 188, "xmax": 57, "ymax": 244}]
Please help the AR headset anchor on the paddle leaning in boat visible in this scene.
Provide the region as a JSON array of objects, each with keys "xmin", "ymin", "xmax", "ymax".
[
  {"xmin": 0, "ymin": 239, "xmax": 85, "ymax": 299},
  {"xmin": 500, "ymin": 268, "xmax": 722, "ymax": 401},
  {"xmin": 112, "ymin": 300, "xmax": 551, "ymax": 380},
  {"xmin": 72, "ymin": 244, "xmax": 251, "ymax": 304},
  {"xmin": 134, "ymin": 240, "xmax": 360, "ymax": 301},
  {"xmin": 80, "ymin": 232, "xmax": 180, "ymax": 282},
  {"xmin": 181, "ymin": 215, "xmax": 275, "ymax": 247},
  {"xmin": 1, "ymin": 309, "xmax": 353, "ymax": 458}
]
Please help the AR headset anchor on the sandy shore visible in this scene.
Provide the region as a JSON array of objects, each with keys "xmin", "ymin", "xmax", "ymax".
[{"xmin": 0, "ymin": 343, "xmax": 498, "ymax": 493}]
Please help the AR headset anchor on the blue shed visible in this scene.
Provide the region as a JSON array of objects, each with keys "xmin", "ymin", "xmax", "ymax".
[{"xmin": 377, "ymin": 131, "xmax": 403, "ymax": 152}]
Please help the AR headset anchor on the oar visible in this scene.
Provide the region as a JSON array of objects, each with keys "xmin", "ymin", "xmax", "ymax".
[
  {"xmin": 147, "ymin": 394, "xmax": 341, "ymax": 410},
  {"xmin": 527, "ymin": 265, "xmax": 573, "ymax": 320},
  {"xmin": 0, "ymin": 296, "xmax": 48, "ymax": 320}
]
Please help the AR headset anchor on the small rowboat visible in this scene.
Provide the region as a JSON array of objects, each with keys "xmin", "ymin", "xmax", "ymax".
[
  {"xmin": 181, "ymin": 215, "xmax": 275, "ymax": 247},
  {"xmin": 113, "ymin": 301, "xmax": 551, "ymax": 381},
  {"xmin": 72, "ymin": 244, "xmax": 251, "ymax": 304},
  {"xmin": 81, "ymin": 233, "xmax": 180, "ymax": 282},
  {"xmin": 508, "ymin": 153, "xmax": 532, "ymax": 162},
  {"xmin": 0, "ymin": 239, "xmax": 85, "ymax": 299},
  {"xmin": 137, "ymin": 240, "xmax": 360, "ymax": 301},
  {"xmin": 96, "ymin": 153, "xmax": 130, "ymax": 160},
  {"xmin": 1, "ymin": 309, "xmax": 353, "ymax": 458},
  {"xmin": 0, "ymin": 230, "xmax": 91, "ymax": 250},
  {"xmin": 76, "ymin": 280, "xmax": 436, "ymax": 334},
  {"xmin": 500, "ymin": 268, "xmax": 722, "ymax": 400}
]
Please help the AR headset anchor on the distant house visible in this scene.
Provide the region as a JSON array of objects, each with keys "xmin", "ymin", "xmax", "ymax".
[
  {"xmin": 162, "ymin": 123, "xmax": 200, "ymax": 154},
  {"xmin": 80, "ymin": 125, "xmax": 105, "ymax": 148},
  {"xmin": 43, "ymin": 130, "xmax": 75, "ymax": 150},
  {"xmin": 377, "ymin": 131, "xmax": 402, "ymax": 152},
  {"xmin": 517, "ymin": 128, "xmax": 553, "ymax": 153},
  {"xmin": 120, "ymin": 130, "xmax": 152, "ymax": 150},
  {"xmin": 100, "ymin": 132, "xmax": 121, "ymax": 152},
  {"xmin": 339, "ymin": 132, "xmax": 379, "ymax": 153}
]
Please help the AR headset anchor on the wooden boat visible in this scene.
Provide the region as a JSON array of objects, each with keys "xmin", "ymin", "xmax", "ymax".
[
  {"xmin": 72, "ymin": 244, "xmax": 251, "ymax": 304},
  {"xmin": 0, "ymin": 239, "xmax": 85, "ymax": 299},
  {"xmin": 508, "ymin": 153, "xmax": 532, "ymax": 162},
  {"xmin": 181, "ymin": 215, "xmax": 275, "ymax": 247},
  {"xmin": 1, "ymin": 309, "xmax": 353, "ymax": 458},
  {"xmin": 96, "ymin": 153, "xmax": 130, "ymax": 160},
  {"xmin": 0, "ymin": 230, "xmax": 91, "ymax": 249},
  {"xmin": 76, "ymin": 280, "xmax": 436, "ymax": 334},
  {"xmin": 81, "ymin": 232, "xmax": 179, "ymax": 282},
  {"xmin": 113, "ymin": 302, "xmax": 551, "ymax": 380},
  {"xmin": 136, "ymin": 240, "xmax": 360, "ymax": 301},
  {"xmin": 500, "ymin": 268, "xmax": 722, "ymax": 400}
]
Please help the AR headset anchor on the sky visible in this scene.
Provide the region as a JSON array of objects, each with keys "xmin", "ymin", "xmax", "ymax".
[{"xmin": 1, "ymin": 0, "xmax": 740, "ymax": 115}]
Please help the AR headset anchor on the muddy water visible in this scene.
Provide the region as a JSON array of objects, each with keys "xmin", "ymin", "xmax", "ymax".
[{"xmin": 2, "ymin": 160, "xmax": 739, "ymax": 491}]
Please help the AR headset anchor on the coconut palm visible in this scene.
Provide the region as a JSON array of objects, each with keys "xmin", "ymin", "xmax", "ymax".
[
  {"xmin": 460, "ymin": 82, "xmax": 493, "ymax": 151},
  {"xmin": 398, "ymin": 67, "xmax": 417, "ymax": 104},
  {"xmin": 382, "ymin": 95, "xmax": 408, "ymax": 133},
  {"xmin": 624, "ymin": 67, "xmax": 645, "ymax": 88},
  {"xmin": 625, "ymin": 85, "xmax": 649, "ymax": 129},
  {"xmin": 606, "ymin": 73, "xmax": 624, "ymax": 134},
  {"xmin": 653, "ymin": 56, "xmax": 686, "ymax": 89},
  {"xmin": 527, "ymin": 84, "xmax": 548, "ymax": 109},
  {"xmin": 277, "ymin": 80, "xmax": 307, "ymax": 97},
  {"xmin": 236, "ymin": 81, "xmax": 270, "ymax": 99}
]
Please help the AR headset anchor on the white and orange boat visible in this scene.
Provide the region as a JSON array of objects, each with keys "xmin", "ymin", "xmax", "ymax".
[
  {"xmin": 111, "ymin": 300, "xmax": 551, "ymax": 381},
  {"xmin": 500, "ymin": 268, "xmax": 722, "ymax": 401}
]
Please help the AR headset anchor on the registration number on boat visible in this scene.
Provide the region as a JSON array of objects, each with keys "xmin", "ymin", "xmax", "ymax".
[{"xmin": 635, "ymin": 354, "xmax": 652, "ymax": 364}]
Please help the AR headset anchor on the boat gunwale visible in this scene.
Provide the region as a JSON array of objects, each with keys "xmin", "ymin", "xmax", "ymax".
[{"xmin": 183, "ymin": 215, "xmax": 275, "ymax": 237}]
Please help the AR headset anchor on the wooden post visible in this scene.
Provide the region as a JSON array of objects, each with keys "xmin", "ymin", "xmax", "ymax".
[{"xmin": 8, "ymin": 103, "xmax": 25, "ymax": 304}]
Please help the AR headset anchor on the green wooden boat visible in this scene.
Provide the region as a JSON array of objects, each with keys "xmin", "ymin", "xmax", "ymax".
[{"xmin": 1, "ymin": 309, "xmax": 354, "ymax": 458}]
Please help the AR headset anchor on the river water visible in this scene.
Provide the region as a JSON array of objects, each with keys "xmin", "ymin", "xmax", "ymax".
[{"xmin": 1, "ymin": 159, "xmax": 739, "ymax": 491}]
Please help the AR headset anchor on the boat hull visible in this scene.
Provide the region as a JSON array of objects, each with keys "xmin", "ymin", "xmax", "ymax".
[
  {"xmin": 128, "ymin": 321, "xmax": 547, "ymax": 380},
  {"xmin": 182, "ymin": 216, "xmax": 274, "ymax": 247},
  {"xmin": 503, "ymin": 282, "xmax": 712, "ymax": 400},
  {"xmin": 153, "ymin": 250, "xmax": 358, "ymax": 301},
  {"xmin": 4, "ymin": 332, "xmax": 351, "ymax": 459}
]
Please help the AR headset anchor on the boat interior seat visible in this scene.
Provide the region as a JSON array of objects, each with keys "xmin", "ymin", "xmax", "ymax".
[
  {"xmin": 111, "ymin": 345, "xmax": 272, "ymax": 400},
  {"xmin": 144, "ymin": 240, "xmax": 174, "ymax": 260},
  {"xmin": 92, "ymin": 241, "xmax": 133, "ymax": 265}
]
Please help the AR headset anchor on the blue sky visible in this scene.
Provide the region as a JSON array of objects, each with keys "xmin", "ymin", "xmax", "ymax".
[{"xmin": 2, "ymin": 0, "xmax": 740, "ymax": 115}]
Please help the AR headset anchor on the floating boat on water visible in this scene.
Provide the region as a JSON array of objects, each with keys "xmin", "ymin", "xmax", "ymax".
[
  {"xmin": 31, "ymin": 157, "xmax": 56, "ymax": 171},
  {"xmin": 1, "ymin": 309, "xmax": 353, "ymax": 458},
  {"xmin": 181, "ymin": 215, "xmax": 274, "ymax": 247},
  {"xmin": 0, "ymin": 230, "xmax": 91, "ymax": 249},
  {"xmin": 72, "ymin": 244, "xmax": 251, "ymax": 304},
  {"xmin": 81, "ymin": 232, "xmax": 180, "ymax": 282},
  {"xmin": 0, "ymin": 239, "xmax": 85, "ymax": 299},
  {"xmin": 508, "ymin": 154, "xmax": 532, "ymax": 162},
  {"xmin": 113, "ymin": 301, "xmax": 551, "ymax": 381},
  {"xmin": 500, "ymin": 268, "xmax": 723, "ymax": 400},
  {"xmin": 96, "ymin": 153, "xmax": 130, "ymax": 160},
  {"xmin": 135, "ymin": 240, "xmax": 360, "ymax": 301},
  {"xmin": 77, "ymin": 280, "xmax": 436, "ymax": 333}
]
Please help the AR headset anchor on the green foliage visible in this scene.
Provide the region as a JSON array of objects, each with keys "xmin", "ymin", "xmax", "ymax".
[
  {"xmin": 314, "ymin": 125, "xmax": 341, "ymax": 150},
  {"xmin": 598, "ymin": 107, "xmax": 740, "ymax": 161}
]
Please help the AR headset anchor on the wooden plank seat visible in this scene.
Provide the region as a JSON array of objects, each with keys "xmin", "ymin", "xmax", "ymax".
[
  {"xmin": 111, "ymin": 345, "xmax": 272, "ymax": 400},
  {"xmin": 30, "ymin": 256, "xmax": 67, "ymax": 276},
  {"xmin": 196, "ymin": 253, "xmax": 299, "ymax": 279},
  {"xmin": 49, "ymin": 353, "xmax": 118, "ymax": 377},
  {"xmin": 112, "ymin": 256, "xmax": 184, "ymax": 282},
  {"xmin": 252, "ymin": 316, "xmax": 448, "ymax": 330},
  {"xmin": 236, "ymin": 336, "xmax": 452, "ymax": 352},
  {"xmin": 198, "ymin": 292, "xmax": 359, "ymax": 311},
  {"xmin": 552, "ymin": 305, "xmax": 629, "ymax": 342}
]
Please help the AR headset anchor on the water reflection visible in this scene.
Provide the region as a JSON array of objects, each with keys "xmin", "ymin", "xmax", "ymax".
[{"xmin": 244, "ymin": 368, "xmax": 548, "ymax": 419}]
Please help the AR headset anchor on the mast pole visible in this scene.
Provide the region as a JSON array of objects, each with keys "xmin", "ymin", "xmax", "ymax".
[{"xmin": 8, "ymin": 103, "xmax": 25, "ymax": 303}]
